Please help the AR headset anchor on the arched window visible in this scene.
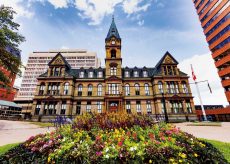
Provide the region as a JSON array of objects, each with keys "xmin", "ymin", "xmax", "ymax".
[
  {"xmin": 39, "ymin": 83, "xmax": 45, "ymax": 95},
  {"xmin": 97, "ymin": 84, "xmax": 102, "ymax": 96},
  {"xmin": 134, "ymin": 71, "xmax": 139, "ymax": 77},
  {"xmin": 125, "ymin": 84, "xmax": 130, "ymax": 96},
  {"xmin": 158, "ymin": 81, "xmax": 163, "ymax": 93},
  {"xmin": 144, "ymin": 83, "xmax": 150, "ymax": 95},
  {"xmin": 64, "ymin": 83, "xmax": 69, "ymax": 95},
  {"xmin": 182, "ymin": 81, "xmax": 188, "ymax": 93},
  {"xmin": 88, "ymin": 84, "xmax": 93, "ymax": 96},
  {"xmin": 111, "ymin": 49, "xmax": 116, "ymax": 58},
  {"xmin": 54, "ymin": 67, "xmax": 60, "ymax": 76},
  {"xmin": 135, "ymin": 83, "xmax": 140, "ymax": 95},
  {"xmin": 110, "ymin": 67, "xmax": 117, "ymax": 75},
  {"xmin": 78, "ymin": 84, "xmax": 83, "ymax": 96}
]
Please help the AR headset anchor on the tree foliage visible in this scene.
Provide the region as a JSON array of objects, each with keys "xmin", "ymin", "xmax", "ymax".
[{"xmin": 0, "ymin": 5, "xmax": 25, "ymax": 86}]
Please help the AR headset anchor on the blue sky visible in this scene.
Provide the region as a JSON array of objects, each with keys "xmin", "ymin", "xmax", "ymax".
[{"xmin": 0, "ymin": 0, "xmax": 228, "ymax": 105}]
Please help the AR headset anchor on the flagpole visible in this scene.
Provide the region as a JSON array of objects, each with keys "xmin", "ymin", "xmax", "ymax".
[
  {"xmin": 191, "ymin": 64, "xmax": 207, "ymax": 121},
  {"xmin": 194, "ymin": 81, "xmax": 207, "ymax": 121}
]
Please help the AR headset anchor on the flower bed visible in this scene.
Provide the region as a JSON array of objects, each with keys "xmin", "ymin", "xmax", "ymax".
[{"xmin": 0, "ymin": 113, "xmax": 228, "ymax": 163}]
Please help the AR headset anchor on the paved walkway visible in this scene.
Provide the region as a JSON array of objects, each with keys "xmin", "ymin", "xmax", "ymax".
[
  {"xmin": 175, "ymin": 122, "xmax": 230, "ymax": 143},
  {"xmin": 0, "ymin": 120, "xmax": 54, "ymax": 146}
]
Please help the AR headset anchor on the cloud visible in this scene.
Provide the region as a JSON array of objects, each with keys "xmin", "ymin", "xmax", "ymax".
[
  {"xmin": 74, "ymin": 0, "xmax": 152, "ymax": 25},
  {"xmin": 0, "ymin": 0, "xmax": 34, "ymax": 18},
  {"xmin": 178, "ymin": 53, "xmax": 228, "ymax": 106},
  {"xmin": 122, "ymin": 0, "xmax": 151, "ymax": 15},
  {"xmin": 137, "ymin": 20, "xmax": 144, "ymax": 26},
  {"xmin": 47, "ymin": 0, "xmax": 70, "ymax": 9}
]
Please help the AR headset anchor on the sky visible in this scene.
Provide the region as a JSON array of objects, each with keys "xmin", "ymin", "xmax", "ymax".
[{"xmin": 0, "ymin": 0, "xmax": 228, "ymax": 105}]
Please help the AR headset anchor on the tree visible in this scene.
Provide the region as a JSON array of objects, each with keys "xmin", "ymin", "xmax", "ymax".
[{"xmin": 0, "ymin": 5, "xmax": 25, "ymax": 86}]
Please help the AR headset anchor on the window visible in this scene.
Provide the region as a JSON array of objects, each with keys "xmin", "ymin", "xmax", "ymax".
[
  {"xmin": 143, "ymin": 71, "xmax": 148, "ymax": 77},
  {"xmin": 108, "ymin": 84, "xmax": 119, "ymax": 95},
  {"xmin": 88, "ymin": 84, "xmax": 93, "ymax": 96},
  {"xmin": 97, "ymin": 84, "xmax": 102, "ymax": 96},
  {"xmin": 97, "ymin": 101, "xmax": 102, "ymax": 113},
  {"xmin": 98, "ymin": 71, "xmax": 103, "ymax": 78},
  {"xmin": 170, "ymin": 101, "xmax": 183, "ymax": 114},
  {"xmin": 79, "ymin": 71, "xmax": 84, "ymax": 78},
  {"xmin": 76, "ymin": 101, "xmax": 81, "ymax": 115},
  {"xmin": 134, "ymin": 71, "xmax": 139, "ymax": 77},
  {"xmin": 136, "ymin": 101, "xmax": 141, "ymax": 114},
  {"xmin": 64, "ymin": 83, "xmax": 69, "ymax": 95},
  {"xmin": 125, "ymin": 84, "xmax": 130, "ymax": 96},
  {"xmin": 48, "ymin": 103, "xmax": 56, "ymax": 115},
  {"xmin": 125, "ymin": 71, "xmax": 130, "ymax": 77},
  {"xmin": 86, "ymin": 101, "xmax": 91, "ymax": 113},
  {"xmin": 135, "ymin": 84, "xmax": 140, "ymax": 95},
  {"xmin": 88, "ymin": 71, "xmax": 93, "ymax": 78},
  {"xmin": 54, "ymin": 67, "xmax": 60, "ymax": 76},
  {"xmin": 169, "ymin": 82, "xmax": 175, "ymax": 94},
  {"xmin": 78, "ymin": 84, "xmax": 83, "ymax": 96},
  {"xmin": 158, "ymin": 81, "xmax": 163, "ymax": 93},
  {"xmin": 146, "ymin": 101, "xmax": 152, "ymax": 114},
  {"xmin": 145, "ymin": 83, "xmax": 150, "ymax": 95},
  {"xmin": 44, "ymin": 104, "xmax": 48, "ymax": 115},
  {"xmin": 35, "ymin": 103, "xmax": 41, "ymax": 115},
  {"xmin": 182, "ymin": 82, "xmax": 188, "ymax": 93},
  {"xmin": 39, "ymin": 84, "xmax": 45, "ymax": 95},
  {"xmin": 167, "ymin": 66, "xmax": 173, "ymax": 75},
  {"xmin": 126, "ymin": 101, "xmax": 131, "ymax": 114},
  {"xmin": 111, "ymin": 49, "xmax": 116, "ymax": 58},
  {"xmin": 110, "ymin": 67, "xmax": 117, "ymax": 76},
  {"xmin": 61, "ymin": 102, "xmax": 66, "ymax": 115},
  {"xmin": 186, "ymin": 101, "xmax": 192, "ymax": 113},
  {"xmin": 175, "ymin": 82, "xmax": 179, "ymax": 93}
]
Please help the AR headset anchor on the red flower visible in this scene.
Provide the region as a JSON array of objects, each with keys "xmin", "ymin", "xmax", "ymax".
[{"xmin": 118, "ymin": 141, "xmax": 123, "ymax": 147}]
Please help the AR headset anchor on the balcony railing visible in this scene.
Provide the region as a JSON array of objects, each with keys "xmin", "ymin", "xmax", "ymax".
[{"xmin": 105, "ymin": 92, "xmax": 123, "ymax": 97}]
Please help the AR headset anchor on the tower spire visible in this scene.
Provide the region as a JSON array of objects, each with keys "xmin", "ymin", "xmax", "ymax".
[{"xmin": 105, "ymin": 16, "xmax": 120, "ymax": 41}]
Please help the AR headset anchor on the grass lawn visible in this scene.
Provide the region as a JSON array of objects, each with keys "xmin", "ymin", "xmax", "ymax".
[
  {"xmin": 28, "ymin": 121, "xmax": 54, "ymax": 127},
  {"xmin": 187, "ymin": 122, "xmax": 222, "ymax": 127},
  {"xmin": 0, "ymin": 143, "xmax": 20, "ymax": 156},
  {"xmin": 201, "ymin": 139, "xmax": 230, "ymax": 163}
]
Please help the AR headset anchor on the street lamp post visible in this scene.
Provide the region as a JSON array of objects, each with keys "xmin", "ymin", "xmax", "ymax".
[{"xmin": 161, "ymin": 92, "xmax": 169, "ymax": 123}]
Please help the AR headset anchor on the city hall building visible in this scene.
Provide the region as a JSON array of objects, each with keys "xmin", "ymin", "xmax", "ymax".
[{"xmin": 32, "ymin": 18, "xmax": 197, "ymax": 122}]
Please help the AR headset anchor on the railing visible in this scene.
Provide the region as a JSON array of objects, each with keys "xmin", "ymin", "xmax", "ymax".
[{"xmin": 105, "ymin": 92, "xmax": 123, "ymax": 97}]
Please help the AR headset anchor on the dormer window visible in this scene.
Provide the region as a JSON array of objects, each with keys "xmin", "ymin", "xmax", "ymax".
[
  {"xmin": 79, "ymin": 71, "xmax": 84, "ymax": 78},
  {"xmin": 98, "ymin": 71, "xmax": 103, "ymax": 78},
  {"xmin": 143, "ymin": 71, "xmax": 148, "ymax": 77},
  {"xmin": 125, "ymin": 71, "xmax": 130, "ymax": 77},
  {"xmin": 88, "ymin": 72, "xmax": 93, "ymax": 78},
  {"xmin": 111, "ymin": 49, "xmax": 116, "ymax": 58},
  {"xmin": 134, "ymin": 71, "xmax": 139, "ymax": 77}
]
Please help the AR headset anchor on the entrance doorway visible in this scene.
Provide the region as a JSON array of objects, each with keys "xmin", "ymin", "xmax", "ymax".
[{"xmin": 109, "ymin": 101, "xmax": 119, "ymax": 112}]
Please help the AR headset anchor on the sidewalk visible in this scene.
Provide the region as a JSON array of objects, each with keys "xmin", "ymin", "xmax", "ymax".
[
  {"xmin": 175, "ymin": 122, "xmax": 230, "ymax": 143},
  {"xmin": 0, "ymin": 120, "xmax": 54, "ymax": 146}
]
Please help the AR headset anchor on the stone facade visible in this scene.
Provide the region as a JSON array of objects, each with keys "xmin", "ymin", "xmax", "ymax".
[{"xmin": 32, "ymin": 18, "xmax": 197, "ymax": 122}]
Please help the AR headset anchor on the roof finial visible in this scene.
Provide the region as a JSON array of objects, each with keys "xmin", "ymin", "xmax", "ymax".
[{"xmin": 112, "ymin": 14, "xmax": 114, "ymax": 21}]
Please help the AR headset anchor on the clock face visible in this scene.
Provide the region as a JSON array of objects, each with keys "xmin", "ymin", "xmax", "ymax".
[{"xmin": 111, "ymin": 40, "xmax": 115, "ymax": 45}]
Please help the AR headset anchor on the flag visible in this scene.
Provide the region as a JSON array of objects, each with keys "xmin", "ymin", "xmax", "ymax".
[
  {"xmin": 207, "ymin": 82, "xmax": 212, "ymax": 94},
  {"xmin": 191, "ymin": 64, "xmax": 196, "ymax": 81}
]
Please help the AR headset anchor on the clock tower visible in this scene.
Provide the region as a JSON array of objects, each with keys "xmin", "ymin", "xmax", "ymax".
[
  {"xmin": 105, "ymin": 16, "xmax": 122, "ymax": 79},
  {"xmin": 105, "ymin": 17, "xmax": 123, "ymax": 112}
]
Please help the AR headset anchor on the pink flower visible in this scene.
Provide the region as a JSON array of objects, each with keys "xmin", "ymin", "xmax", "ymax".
[{"xmin": 96, "ymin": 151, "xmax": 102, "ymax": 156}]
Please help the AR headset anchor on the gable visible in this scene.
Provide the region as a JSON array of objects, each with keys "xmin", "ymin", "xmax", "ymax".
[
  {"xmin": 51, "ymin": 55, "xmax": 65, "ymax": 65},
  {"xmin": 162, "ymin": 55, "xmax": 176, "ymax": 64},
  {"xmin": 48, "ymin": 52, "xmax": 71, "ymax": 69}
]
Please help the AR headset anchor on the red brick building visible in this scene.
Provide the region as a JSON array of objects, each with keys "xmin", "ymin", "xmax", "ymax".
[
  {"xmin": 195, "ymin": 105, "xmax": 230, "ymax": 121},
  {"xmin": 192, "ymin": 0, "xmax": 230, "ymax": 104},
  {"xmin": 0, "ymin": 47, "xmax": 21, "ymax": 101}
]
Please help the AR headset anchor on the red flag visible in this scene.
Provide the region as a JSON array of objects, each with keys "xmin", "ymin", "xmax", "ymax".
[{"xmin": 191, "ymin": 65, "xmax": 196, "ymax": 81}]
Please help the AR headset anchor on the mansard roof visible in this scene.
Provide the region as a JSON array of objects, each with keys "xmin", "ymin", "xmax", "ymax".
[{"xmin": 106, "ymin": 17, "xmax": 121, "ymax": 41}]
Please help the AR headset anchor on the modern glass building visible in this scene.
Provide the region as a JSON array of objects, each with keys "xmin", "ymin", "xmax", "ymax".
[{"xmin": 192, "ymin": 0, "xmax": 230, "ymax": 104}]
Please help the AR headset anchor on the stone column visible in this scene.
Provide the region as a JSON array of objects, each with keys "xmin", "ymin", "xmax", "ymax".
[
  {"xmin": 56, "ymin": 101, "xmax": 61, "ymax": 115},
  {"xmin": 44, "ymin": 82, "xmax": 49, "ymax": 95},
  {"xmin": 72, "ymin": 101, "xmax": 77, "ymax": 115},
  {"xmin": 182, "ymin": 100, "xmax": 187, "ymax": 114}
]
